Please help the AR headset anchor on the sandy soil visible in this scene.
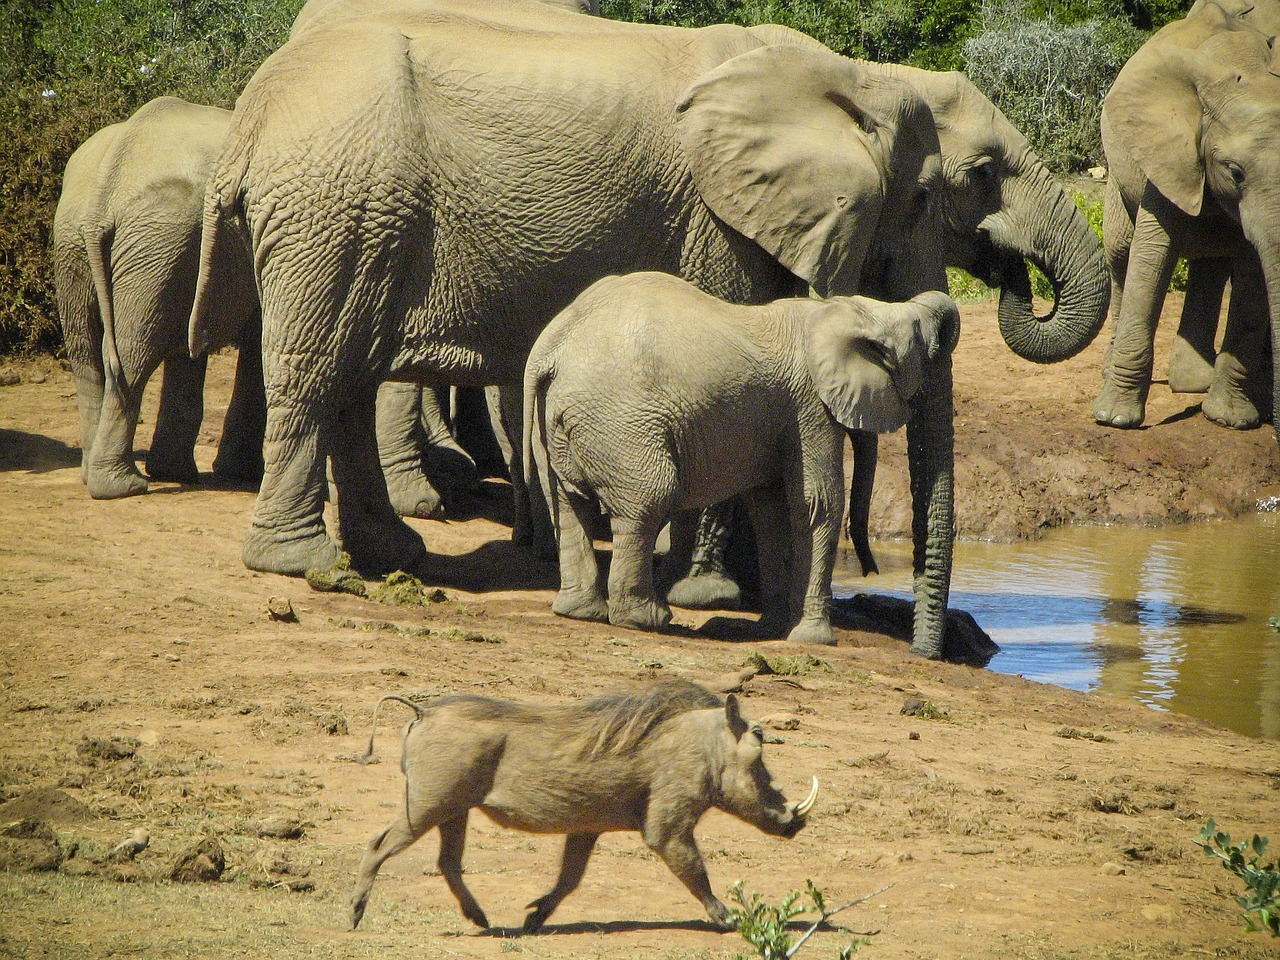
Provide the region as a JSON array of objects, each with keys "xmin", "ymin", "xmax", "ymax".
[{"xmin": 0, "ymin": 295, "xmax": 1278, "ymax": 960}]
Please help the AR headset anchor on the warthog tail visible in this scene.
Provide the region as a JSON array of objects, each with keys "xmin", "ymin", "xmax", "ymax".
[{"xmin": 363, "ymin": 695, "xmax": 427, "ymax": 761}]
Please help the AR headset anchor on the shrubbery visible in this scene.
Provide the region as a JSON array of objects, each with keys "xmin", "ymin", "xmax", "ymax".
[
  {"xmin": 963, "ymin": 0, "xmax": 1145, "ymax": 170},
  {"xmin": 0, "ymin": 0, "xmax": 302, "ymax": 356}
]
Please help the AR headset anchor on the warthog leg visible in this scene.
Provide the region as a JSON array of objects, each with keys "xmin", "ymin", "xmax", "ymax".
[
  {"xmin": 644, "ymin": 825, "xmax": 733, "ymax": 929},
  {"xmin": 438, "ymin": 814, "xmax": 490, "ymax": 929},
  {"xmin": 350, "ymin": 814, "xmax": 418, "ymax": 929},
  {"xmin": 523, "ymin": 832, "xmax": 600, "ymax": 934}
]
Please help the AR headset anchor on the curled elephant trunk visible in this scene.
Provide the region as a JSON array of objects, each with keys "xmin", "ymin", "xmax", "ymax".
[{"xmin": 987, "ymin": 167, "xmax": 1110, "ymax": 365}]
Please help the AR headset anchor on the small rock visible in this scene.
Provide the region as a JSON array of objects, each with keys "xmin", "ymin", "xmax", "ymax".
[
  {"xmin": 1088, "ymin": 165, "xmax": 1108, "ymax": 181},
  {"xmin": 1101, "ymin": 861, "xmax": 1127, "ymax": 876},
  {"xmin": 759, "ymin": 713, "xmax": 801, "ymax": 731},
  {"xmin": 168, "ymin": 836, "xmax": 226, "ymax": 883},
  {"xmin": 0, "ymin": 368, "xmax": 20, "ymax": 387},
  {"xmin": 908, "ymin": 731, "xmax": 921, "ymax": 741},
  {"xmin": 380, "ymin": 667, "xmax": 408, "ymax": 677},
  {"xmin": 246, "ymin": 817, "xmax": 304, "ymax": 840},
  {"xmin": 901, "ymin": 698, "xmax": 927, "ymax": 716},
  {"xmin": 27, "ymin": 372, "xmax": 46, "ymax": 384},
  {"xmin": 267, "ymin": 597, "xmax": 299, "ymax": 623},
  {"xmin": 106, "ymin": 828, "xmax": 150, "ymax": 862}
]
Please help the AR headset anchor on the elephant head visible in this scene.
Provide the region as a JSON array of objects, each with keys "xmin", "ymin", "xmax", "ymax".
[
  {"xmin": 1105, "ymin": 12, "xmax": 1280, "ymax": 441},
  {"xmin": 878, "ymin": 65, "xmax": 1110, "ymax": 364},
  {"xmin": 675, "ymin": 44, "xmax": 947, "ymax": 303}
]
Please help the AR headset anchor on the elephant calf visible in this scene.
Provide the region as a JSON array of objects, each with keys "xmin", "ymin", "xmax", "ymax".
[{"xmin": 523, "ymin": 272, "xmax": 959, "ymax": 646}]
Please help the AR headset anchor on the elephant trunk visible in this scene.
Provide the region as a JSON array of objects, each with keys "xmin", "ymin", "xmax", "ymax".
[
  {"xmin": 846, "ymin": 430, "xmax": 879, "ymax": 577},
  {"xmin": 988, "ymin": 165, "xmax": 1110, "ymax": 364},
  {"xmin": 1263, "ymin": 240, "xmax": 1280, "ymax": 449},
  {"xmin": 905, "ymin": 356, "xmax": 954, "ymax": 659}
]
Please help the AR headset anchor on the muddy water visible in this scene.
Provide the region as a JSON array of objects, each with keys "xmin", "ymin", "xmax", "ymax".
[{"xmin": 834, "ymin": 509, "xmax": 1280, "ymax": 739}]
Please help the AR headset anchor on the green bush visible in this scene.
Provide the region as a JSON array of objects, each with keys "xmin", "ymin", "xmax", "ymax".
[
  {"xmin": 0, "ymin": 0, "xmax": 302, "ymax": 357},
  {"xmin": 962, "ymin": 0, "xmax": 1145, "ymax": 171}
]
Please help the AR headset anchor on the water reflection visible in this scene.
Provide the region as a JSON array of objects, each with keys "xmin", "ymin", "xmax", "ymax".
[{"xmin": 833, "ymin": 511, "xmax": 1280, "ymax": 739}]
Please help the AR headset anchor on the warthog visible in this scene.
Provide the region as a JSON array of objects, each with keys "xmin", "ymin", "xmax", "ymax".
[{"xmin": 350, "ymin": 678, "xmax": 818, "ymax": 933}]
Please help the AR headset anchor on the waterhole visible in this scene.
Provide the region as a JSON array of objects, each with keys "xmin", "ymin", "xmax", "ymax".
[{"xmin": 834, "ymin": 509, "xmax": 1280, "ymax": 739}]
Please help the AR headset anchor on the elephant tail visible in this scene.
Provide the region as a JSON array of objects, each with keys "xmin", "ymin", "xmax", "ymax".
[
  {"xmin": 84, "ymin": 223, "xmax": 127, "ymax": 404},
  {"xmin": 522, "ymin": 355, "xmax": 558, "ymax": 542},
  {"xmin": 190, "ymin": 146, "xmax": 254, "ymax": 358}
]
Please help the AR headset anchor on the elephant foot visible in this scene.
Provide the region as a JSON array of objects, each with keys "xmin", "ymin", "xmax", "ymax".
[
  {"xmin": 1167, "ymin": 338, "xmax": 1214, "ymax": 394},
  {"xmin": 243, "ymin": 522, "xmax": 342, "ymax": 577},
  {"xmin": 665, "ymin": 572, "xmax": 742, "ymax": 611},
  {"xmin": 552, "ymin": 589, "xmax": 609, "ymax": 623},
  {"xmin": 1202, "ymin": 386, "xmax": 1261, "ymax": 430},
  {"xmin": 338, "ymin": 511, "xmax": 428, "ymax": 578},
  {"xmin": 608, "ymin": 596, "xmax": 673, "ymax": 633},
  {"xmin": 1091, "ymin": 380, "xmax": 1147, "ymax": 429},
  {"xmin": 145, "ymin": 450, "xmax": 200, "ymax": 485},
  {"xmin": 423, "ymin": 446, "xmax": 477, "ymax": 493},
  {"xmin": 384, "ymin": 469, "xmax": 445, "ymax": 520},
  {"xmin": 86, "ymin": 461, "xmax": 149, "ymax": 499},
  {"xmin": 213, "ymin": 448, "xmax": 265, "ymax": 484},
  {"xmin": 785, "ymin": 617, "xmax": 837, "ymax": 646}
]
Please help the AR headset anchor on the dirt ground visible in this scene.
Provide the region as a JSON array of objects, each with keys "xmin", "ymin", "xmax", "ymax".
[{"xmin": 0, "ymin": 294, "xmax": 1278, "ymax": 960}]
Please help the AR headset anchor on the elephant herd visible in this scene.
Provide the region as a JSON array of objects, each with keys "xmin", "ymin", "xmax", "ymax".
[{"xmin": 51, "ymin": 0, "xmax": 1278, "ymax": 659}]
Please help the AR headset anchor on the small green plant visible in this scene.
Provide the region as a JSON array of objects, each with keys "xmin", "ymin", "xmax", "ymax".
[
  {"xmin": 745, "ymin": 652, "xmax": 833, "ymax": 677},
  {"xmin": 1197, "ymin": 819, "xmax": 1279, "ymax": 936},
  {"xmin": 728, "ymin": 879, "xmax": 885, "ymax": 959},
  {"xmin": 1054, "ymin": 726, "xmax": 1113, "ymax": 742}
]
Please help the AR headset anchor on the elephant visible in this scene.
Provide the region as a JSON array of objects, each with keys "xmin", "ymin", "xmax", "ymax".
[
  {"xmin": 1093, "ymin": 0, "xmax": 1280, "ymax": 440},
  {"xmin": 524, "ymin": 273, "xmax": 959, "ymax": 647},
  {"xmin": 53, "ymin": 97, "xmax": 263, "ymax": 499},
  {"xmin": 191, "ymin": 0, "xmax": 966, "ymax": 641},
  {"xmin": 665, "ymin": 32, "xmax": 1111, "ymax": 614},
  {"xmin": 52, "ymin": 97, "xmax": 469, "ymax": 514}
]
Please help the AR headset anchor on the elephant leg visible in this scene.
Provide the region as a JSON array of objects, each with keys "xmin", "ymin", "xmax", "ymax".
[
  {"xmin": 782, "ymin": 446, "xmax": 841, "ymax": 647},
  {"xmin": 1168, "ymin": 257, "xmax": 1229, "ymax": 394},
  {"xmin": 1203, "ymin": 248, "xmax": 1266, "ymax": 430},
  {"xmin": 664, "ymin": 502, "xmax": 742, "ymax": 611},
  {"xmin": 1094, "ymin": 195, "xmax": 1181, "ymax": 428},
  {"xmin": 376, "ymin": 381, "xmax": 445, "ymax": 519},
  {"xmin": 84, "ymin": 349, "xmax": 155, "ymax": 500},
  {"xmin": 846, "ymin": 430, "xmax": 879, "ymax": 576},
  {"xmin": 71, "ymin": 360, "xmax": 105, "ymax": 486},
  {"xmin": 605, "ymin": 460, "xmax": 673, "ymax": 631},
  {"xmin": 420, "ymin": 386, "xmax": 476, "ymax": 500},
  {"xmin": 332, "ymin": 387, "xmax": 428, "ymax": 576},
  {"xmin": 454, "ymin": 386, "xmax": 507, "ymax": 480},
  {"xmin": 550, "ymin": 486, "xmax": 608, "ymax": 623},
  {"xmin": 145, "ymin": 352, "xmax": 207, "ymax": 485},
  {"xmin": 523, "ymin": 833, "xmax": 599, "ymax": 934},
  {"xmin": 243, "ymin": 352, "xmax": 341, "ymax": 575},
  {"xmin": 497, "ymin": 384, "xmax": 555, "ymax": 555},
  {"xmin": 214, "ymin": 321, "xmax": 267, "ymax": 483},
  {"xmin": 657, "ymin": 508, "xmax": 697, "ymax": 599},
  {"xmin": 742, "ymin": 484, "xmax": 791, "ymax": 638}
]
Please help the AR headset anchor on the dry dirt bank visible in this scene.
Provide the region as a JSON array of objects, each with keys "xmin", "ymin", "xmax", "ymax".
[{"xmin": 0, "ymin": 296, "xmax": 1278, "ymax": 960}]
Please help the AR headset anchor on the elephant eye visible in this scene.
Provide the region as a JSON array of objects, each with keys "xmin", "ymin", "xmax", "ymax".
[
  {"xmin": 1225, "ymin": 161, "xmax": 1246, "ymax": 188},
  {"xmin": 968, "ymin": 158, "xmax": 996, "ymax": 182}
]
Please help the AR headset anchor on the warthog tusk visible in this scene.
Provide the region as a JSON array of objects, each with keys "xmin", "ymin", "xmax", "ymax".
[{"xmin": 794, "ymin": 776, "xmax": 819, "ymax": 817}]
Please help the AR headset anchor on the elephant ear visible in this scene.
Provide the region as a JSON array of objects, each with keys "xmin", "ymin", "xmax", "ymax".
[
  {"xmin": 805, "ymin": 296, "xmax": 921, "ymax": 434},
  {"xmin": 675, "ymin": 45, "xmax": 892, "ymax": 296},
  {"xmin": 1104, "ymin": 4, "xmax": 1251, "ymax": 216}
]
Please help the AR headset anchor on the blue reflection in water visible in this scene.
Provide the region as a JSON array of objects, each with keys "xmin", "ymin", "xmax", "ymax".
[{"xmin": 833, "ymin": 511, "xmax": 1280, "ymax": 739}]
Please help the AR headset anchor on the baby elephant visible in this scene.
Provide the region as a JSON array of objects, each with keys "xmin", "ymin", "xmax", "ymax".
[
  {"xmin": 523, "ymin": 272, "xmax": 959, "ymax": 645},
  {"xmin": 350, "ymin": 679, "xmax": 817, "ymax": 932}
]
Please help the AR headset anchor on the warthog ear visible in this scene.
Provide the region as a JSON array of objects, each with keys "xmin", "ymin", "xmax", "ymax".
[{"xmin": 725, "ymin": 694, "xmax": 749, "ymax": 737}]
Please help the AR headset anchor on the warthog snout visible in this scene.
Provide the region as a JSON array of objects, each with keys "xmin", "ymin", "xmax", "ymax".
[{"xmin": 349, "ymin": 679, "xmax": 815, "ymax": 933}]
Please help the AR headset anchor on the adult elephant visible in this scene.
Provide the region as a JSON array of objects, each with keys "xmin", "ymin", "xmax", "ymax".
[
  {"xmin": 53, "ymin": 97, "xmax": 263, "ymax": 499},
  {"xmin": 1165, "ymin": 0, "xmax": 1280, "ymax": 398},
  {"xmin": 666, "ymin": 34, "xmax": 1112, "ymax": 613},
  {"xmin": 191, "ymin": 1, "xmax": 964, "ymax": 652},
  {"xmin": 1093, "ymin": 1, "xmax": 1280, "ymax": 438}
]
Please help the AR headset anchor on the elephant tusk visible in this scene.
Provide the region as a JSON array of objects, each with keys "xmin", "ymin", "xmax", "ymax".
[{"xmin": 794, "ymin": 776, "xmax": 819, "ymax": 817}]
